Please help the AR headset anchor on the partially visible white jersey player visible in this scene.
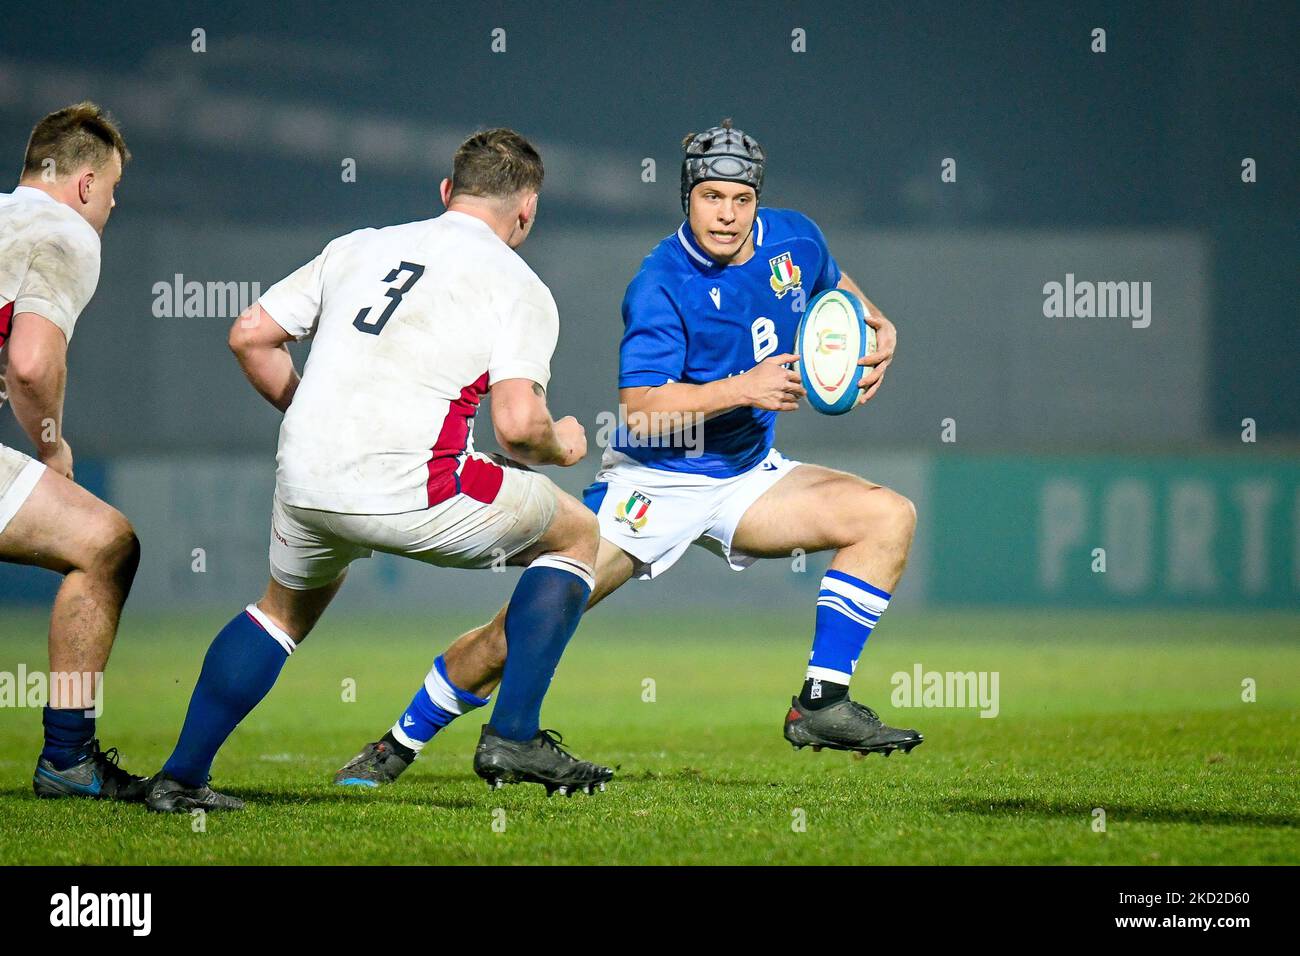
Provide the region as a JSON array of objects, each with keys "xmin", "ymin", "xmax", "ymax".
[
  {"xmin": 0, "ymin": 103, "xmax": 148, "ymax": 803},
  {"xmin": 147, "ymin": 129, "xmax": 612, "ymax": 812}
]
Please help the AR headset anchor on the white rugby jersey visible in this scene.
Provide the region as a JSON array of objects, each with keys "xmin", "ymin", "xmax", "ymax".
[
  {"xmin": 261, "ymin": 210, "xmax": 559, "ymax": 514},
  {"xmin": 0, "ymin": 186, "xmax": 102, "ymax": 409}
]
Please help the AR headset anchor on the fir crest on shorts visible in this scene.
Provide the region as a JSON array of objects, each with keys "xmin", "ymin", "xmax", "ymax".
[{"xmin": 613, "ymin": 490, "xmax": 653, "ymax": 533}]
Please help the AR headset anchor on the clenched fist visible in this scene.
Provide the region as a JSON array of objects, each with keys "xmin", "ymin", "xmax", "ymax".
[{"xmin": 552, "ymin": 415, "xmax": 588, "ymax": 466}]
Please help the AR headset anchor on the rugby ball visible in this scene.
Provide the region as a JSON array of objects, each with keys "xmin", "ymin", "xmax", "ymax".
[{"xmin": 795, "ymin": 289, "xmax": 875, "ymax": 415}]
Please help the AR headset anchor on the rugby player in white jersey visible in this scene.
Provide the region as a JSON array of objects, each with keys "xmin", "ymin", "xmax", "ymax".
[
  {"xmin": 146, "ymin": 129, "xmax": 612, "ymax": 811},
  {"xmin": 0, "ymin": 103, "xmax": 147, "ymax": 802}
]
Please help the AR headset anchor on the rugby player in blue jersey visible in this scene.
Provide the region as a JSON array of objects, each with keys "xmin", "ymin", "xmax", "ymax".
[{"xmin": 337, "ymin": 121, "xmax": 922, "ymax": 788}]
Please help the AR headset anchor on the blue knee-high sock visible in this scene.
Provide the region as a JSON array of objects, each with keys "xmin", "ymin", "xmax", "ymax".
[
  {"xmin": 41, "ymin": 706, "xmax": 96, "ymax": 770},
  {"xmin": 162, "ymin": 606, "xmax": 294, "ymax": 787},
  {"xmin": 488, "ymin": 558, "xmax": 593, "ymax": 741},
  {"xmin": 388, "ymin": 655, "xmax": 489, "ymax": 752},
  {"xmin": 801, "ymin": 570, "xmax": 891, "ymax": 706}
]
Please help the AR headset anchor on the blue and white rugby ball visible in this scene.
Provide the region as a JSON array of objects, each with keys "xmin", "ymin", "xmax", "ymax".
[{"xmin": 795, "ymin": 289, "xmax": 875, "ymax": 415}]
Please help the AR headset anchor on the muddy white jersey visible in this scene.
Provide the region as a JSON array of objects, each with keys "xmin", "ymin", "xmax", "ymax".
[
  {"xmin": 0, "ymin": 186, "xmax": 101, "ymax": 409},
  {"xmin": 260, "ymin": 210, "xmax": 559, "ymax": 514}
]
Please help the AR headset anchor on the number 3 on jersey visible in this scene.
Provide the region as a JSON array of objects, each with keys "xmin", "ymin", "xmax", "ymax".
[{"xmin": 353, "ymin": 261, "xmax": 425, "ymax": 335}]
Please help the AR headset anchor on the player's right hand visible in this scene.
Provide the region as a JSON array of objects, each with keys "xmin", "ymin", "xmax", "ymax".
[
  {"xmin": 41, "ymin": 437, "xmax": 74, "ymax": 480},
  {"xmin": 738, "ymin": 353, "xmax": 805, "ymax": 411},
  {"xmin": 553, "ymin": 416, "xmax": 587, "ymax": 466}
]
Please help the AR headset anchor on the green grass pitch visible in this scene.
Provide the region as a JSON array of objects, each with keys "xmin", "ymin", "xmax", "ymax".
[{"xmin": 0, "ymin": 608, "xmax": 1296, "ymax": 865}]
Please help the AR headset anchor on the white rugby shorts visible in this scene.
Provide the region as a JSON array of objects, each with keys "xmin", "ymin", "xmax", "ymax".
[
  {"xmin": 270, "ymin": 452, "xmax": 559, "ymax": 590},
  {"xmin": 584, "ymin": 447, "xmax": 801, "ymax": 580},
  {"xmin": 0, "ymin": 443, "xmax": 45, "ymax": 535}
]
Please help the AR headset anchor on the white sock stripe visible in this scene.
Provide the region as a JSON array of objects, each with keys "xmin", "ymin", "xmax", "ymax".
[
  {"xmin": 531, "ymin": 553, "xmax": 594, "ymax": 577},
  {"xmin": 820, "ymin": 575, "xmax": 890, "ymax": 615},
  {"xmin": 816, "ymin": 598, "xmax": 878, "ymax": 629},
  {"xmin": 806, "ymin": 665, "xmax": 854, "ymax": 683},
  {"xmin": 423, "ymin": 664, "xmax": 467, "ymax": 716},
  {"xmin": 389, "ymin": 722, "xmax": 424, "ymax": 753},
  {"xmin": 530, "ymin": 554, "xmax": 596, "ymax": 591},
  {"xmin": 816, "ymin": 595, "xmax": 878, "ymax": 630},
  {"xmin": 245, "ymin": 604, "xmax": 296, "ymax": 655}
]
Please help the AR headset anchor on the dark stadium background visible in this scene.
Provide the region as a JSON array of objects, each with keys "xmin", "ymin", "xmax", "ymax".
[
  {"xmin": 0, "ymin": 0, "xmax": 1297, "ymax": 873},
  {"xmin": 0, "ymin": 0, "xmax": 1295, "ymax": 614}
]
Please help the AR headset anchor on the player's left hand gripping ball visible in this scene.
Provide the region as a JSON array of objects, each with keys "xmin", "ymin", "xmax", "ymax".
[
  {"xmin": 795, "ymin": 289, "xmax": 878, "ymax": 415},
  {"xmin": 856, "ymin": 306, "xmax": 895, "ymax": 407}
]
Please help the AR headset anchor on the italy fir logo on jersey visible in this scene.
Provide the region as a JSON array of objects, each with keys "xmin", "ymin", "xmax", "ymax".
[
  {"xmin": 768, "ymin": 252, "xmax": 802, "ymax": 298},
  {"xmin": 614, "ymin": 490, "xmax": 653, "ymax": 533}
]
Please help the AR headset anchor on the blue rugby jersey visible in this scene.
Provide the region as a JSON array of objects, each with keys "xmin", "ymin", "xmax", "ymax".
[{"xmin": 613, "ymin": 208, "xmax": 841, "ymax": 477}]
